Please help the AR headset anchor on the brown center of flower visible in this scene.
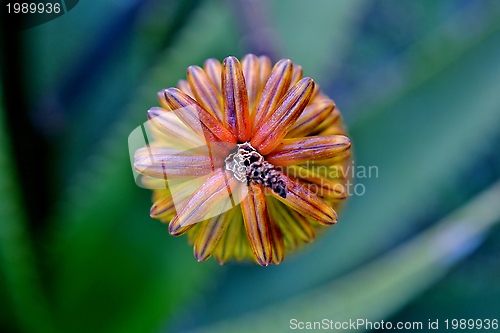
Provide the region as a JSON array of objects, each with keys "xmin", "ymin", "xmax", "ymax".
[{"xmin": 225, "ymin": 142, "xmax": 287, "ymax": 198}]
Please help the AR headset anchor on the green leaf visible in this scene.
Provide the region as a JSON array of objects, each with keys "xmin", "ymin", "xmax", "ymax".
[
  {"xmin": 49, "ymin": 1, "xmax": 241, "ymax": 332},
  {"xmin": 0, "ymin": 87, "xmax": 56, "ymax": 333},
  {"xmin": 270, "ymin": 0, "xmax": 368, "ymax": 84}
]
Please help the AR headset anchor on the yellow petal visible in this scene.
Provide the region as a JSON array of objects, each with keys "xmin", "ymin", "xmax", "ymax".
[
  {"xmin": 168, "ymin": 170, "xmax": 238, "ymax": 236},
  {"xmin": 213, "ymin": 207, "xmax": 242, "ymax": 264},
  {"xmin": 266, "ymin": 135, "xmax": 351, "ymax": 166},
  {"xmin": 319, "ymin": 125, "xmax": 348, "ymax": 136},
  {"xmin": 312, "ymin": 148, "xmax": 352, "ymax": 166},
  {"xmin": 162, "ymin": 88, "xmax": 237, "ymax": 147},
  {"xmin": 193, "ymin": 210, "xmax": 231, "ymax": 262},
  {"xmin": 150, "ymin": 194, "xmax": 176, "ymax": 220},
  {"xmin": 286, "ymin": 102, "xmax": 337, "ymax": 138},
  {"xmin": 186, "ymin": 223, "xmax": 201, "ymax": 245},
  {"xmin": 315, "ymin": 105, "xmax": 344, "ymax": 133},
  {"xmin": 269, "ymin": 172, "xmax": 338, "ymax": 225},
  {"xmin": 239, "ymin": 183, "xmax": 272, "ymax": 266},
  {"xmin": 150, "ymin": 181, "xmax": 198, "ymax": 219},
  {"xmin": 222, "ymin": 56, "xmax": 251, "ymax": 142},
  {"xmin": 268, "ymin": 197, "xmax": 315, "ymax": 246},
  {"xmin": 252, "ymin": 59, "xmax": 294, "ymax": 132},
  {"xmin": 251, "ymin": 78, "xmax": 316, "ymax": 155},
  {"xmin": 187, "ymin": 66, "xmax": 224, "ymax": 121},
  {"xmin": 204, "ymin": 58, "xmax": 222, "ymax": 93},
  {"xmin": 269, "ymin": 215, "xmax": 285, "ymax": 265}
]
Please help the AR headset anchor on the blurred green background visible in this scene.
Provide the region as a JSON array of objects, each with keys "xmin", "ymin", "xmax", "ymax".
[{"xmin": 1, "ymin": 0, "xmax": 500, "ymax": 332}]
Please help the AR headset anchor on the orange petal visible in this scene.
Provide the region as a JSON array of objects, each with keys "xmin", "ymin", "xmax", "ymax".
[
  {"xmin": 193, "ymin": 210, "xmax": 231, "ymax": 262},
  {"xmin": 242, "ymin": 54, "xmax": 261, "ymax": 115},
  {"xmin": 251, "ymin": 78, "xmax": 316, "ymax": 155},
  {"xmin": 169, "ymin": 170, "xmax": 238, "ymax": 236},
  {"xmin": 162, "ymin": 88, "xmax": 237, "ymax": 147},
  {"xmin": 286, "ymin": 102, "xmax": 337, "ymax": 138},
  {"xmin": 266, "ymin": 135, "xmax": 351, "ymax": 166},
  {"xmin": 147, "ymin": 107, "xmax": 205, "ymax": 148},
  {"xmin": 312, "ymin": 148, "xmax": 352, "ymax": 166},
  {"xmin": 269, "ymin": 172, "xmax": 338, "ymax": 225},
  {"xmin": 222, "ymin": 56, "xmax": 251, "ymax": 142},
  {"xmin": 187, "ymin": 66, "xmax": 224, "ymax": 121},
  {"xmin": 134, "ymin": 151, "xmax": 221, "ymax": 179},
  {"xmin": 285, "ymin": 165, "xmax": 347, "ymax": 200},
  {"xmin": 252, "ymin": 59, "xmax": 294, "ymax": 132},
  {"xmin": 204, "ymin": 58, "xmax": 222, "ymax": 93},
  {"xmin": 239, "ymin": 183, "xmax": 272, "ymax": 266}
]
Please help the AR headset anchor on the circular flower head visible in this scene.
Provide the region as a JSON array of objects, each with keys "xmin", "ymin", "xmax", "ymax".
[{"xmin": 134, "ymin": 54, "xmax": 352, "ymax": 266}]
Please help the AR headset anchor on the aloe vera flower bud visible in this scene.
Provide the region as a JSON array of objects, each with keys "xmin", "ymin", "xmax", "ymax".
[{"xmin": 133, "ymin": 55, "xmax": 351, "ymax": 266}]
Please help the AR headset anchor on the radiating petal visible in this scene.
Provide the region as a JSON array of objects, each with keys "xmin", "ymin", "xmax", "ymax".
[
  {"xmin": 289, "ymin": 65, "xmax": 303, "ymax": 88},
  {"xmin": 286, "ymin": 101, "xmax": 337, "ymax": 138},
  {"xmin": 193, "ymin": 209, "xmax": 231, "ymax": 262},
  {"xmin": 147, "ymin": 107, "xmax": 205, "ymax": 148},
  {"xmin": 222, "ymin": 56, "xmax": 251, "ymax": 142},
  {"xmin": 162, "ymin": 88, "xmax": 237, "ymax": 148},
  {"xmin": 269, "ymin": 172, "xmax": 338, "ymax": 225},
  {"xmin": 186, "ymin": 223, "xmax": 201, "ymax": 245},
  {"xmin": 315, "ymin": 105, "xmax": 344, "ymax": 133},
  {"xmin": 150, "ymin": 194, "xmax": 176, "ymax": 220},
  {"xmin": 266, "ymin": 135, "xmax": 351, "ymax": 166},
  {"xmin": 150, "ymin": 182, "xmax": 196, "ymax": 218},
  {"xmin": 212, "ymin": 207, "xmax": 242, "ymax": 264},
  {"xmin": 251, "ymin": 78, "xmax": 316, "ymax": 155},
  {"xmin": 259, "ymin": 56, "xmax": 272, "ymax": 87},
  {"xmin": 169, "ymin": 170, "xmax": 238, "ymax": 236},
  {"xmin": 157, "ymin": 92, "xmax": 171, "ymax": 110},
  {"xmin": 269, "ymin": 215, "xmax": 284, "ymax": 264},
  {"xmin": 240, "ymin": 183, "xmax": 272, "ymax": 266},
  {"xmin": 242, "ymin": 54, "xmax": 261, "ymax": 115},
  {"xmin": 268, "ymin": 197, "xmax": 315, "ymax": 246},
  {"xmin": 204, "ymin": 58, "xmax": 222, "ymax": 93},
  {"xmin": 318, "ymin": 125, "xmax": 348, "ymax": 136},
  {"xmin": 312, "ymin": 148, "xmax": 352, "ymax": 166},
  {"xmin": 177, "ymin": 80, "xmax": 195, "ymax": 98},
  {"xmin": 252, "ymin": 59, "xmax": 294, "ymax": 131},
  {"xmin": 285, "ymin": 165, "xmax": 347, "ymax": 200},
  {"xmin": 152, "ymin": 189, "xmax": 170, "ymax": 203},
  {"xmin": 233, "ymin": 220, "xmax": 251, "ymax": 261},
  {"xmin": 134, "ymin": 151, "xmax": 222, "ymax": 179},
  {"xmin": 187, "ymin": 66, "xmax": 224, "ymax": 121}
]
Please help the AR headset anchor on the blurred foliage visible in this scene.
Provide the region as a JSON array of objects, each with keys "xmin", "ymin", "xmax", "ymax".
[{"xmin": 1, "ymin": 0, "xmax": 500, "ymax": 333}]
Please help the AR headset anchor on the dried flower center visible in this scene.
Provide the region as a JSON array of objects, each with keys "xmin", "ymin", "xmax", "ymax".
[{"xmin": 225, "ymin": 142, "xmax": 287, "ymax": 198}]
